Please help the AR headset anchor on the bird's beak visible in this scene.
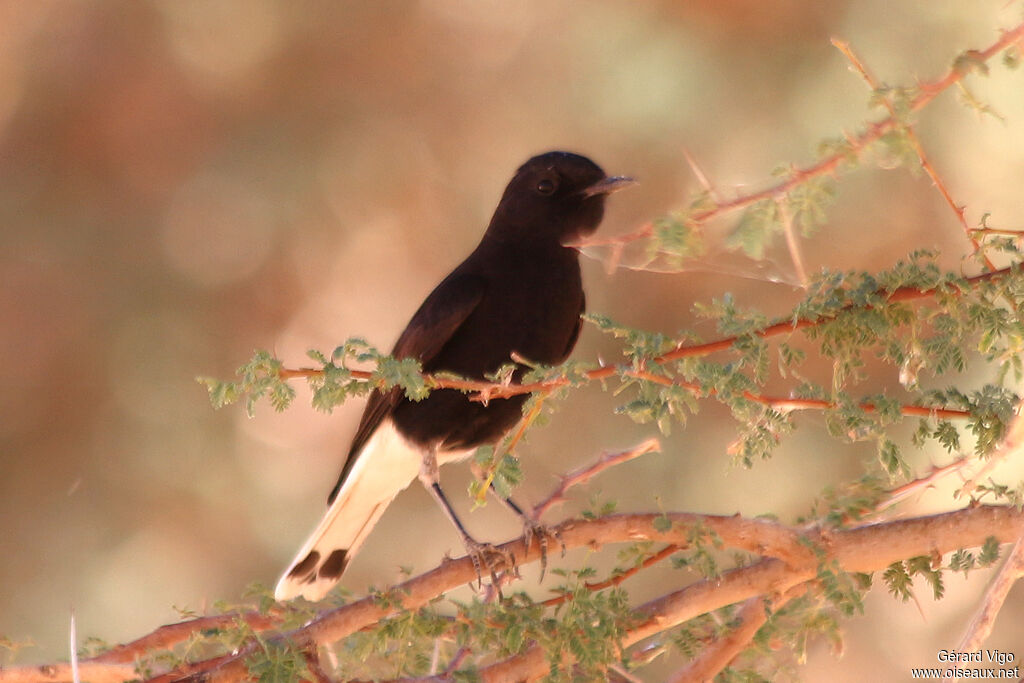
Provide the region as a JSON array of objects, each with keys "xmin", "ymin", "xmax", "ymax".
[{"xmin": 580, "ymin": 175, "xmax": 637, "ymax": 198}]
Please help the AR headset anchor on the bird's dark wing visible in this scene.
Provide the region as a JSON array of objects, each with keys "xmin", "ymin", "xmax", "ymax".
[
  {"xmin": 328, "ymin": 273, "xmax": 486, "ymax": 503},
  {"xmin": 562, "ymin": 292, "xmax": 585, "ymax": 359}
]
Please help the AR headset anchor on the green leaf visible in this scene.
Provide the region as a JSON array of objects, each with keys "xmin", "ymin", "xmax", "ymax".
[
  {"xmin": 979, "ymin": 536, "xmax": 1001, "ymax": 567},
  {"xmin": 787, "ymin": 177, "xmax": 836, "ymax": 236},
  {"xmin": 727, "ymin": 199, "xmax": 781, "ymax": 260},
  {"xmin": 883, "ymin": 561, "xmax": 912, "ymax": 601}
]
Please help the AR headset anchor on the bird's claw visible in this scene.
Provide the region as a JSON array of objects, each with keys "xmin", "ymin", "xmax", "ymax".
[
  {"xmin": 462, "ymin": 538, "xmax": 517, "ymax": 592},
  {"xmin": 522, "ymin": 519, "xmax": 564, "ymax": 581}
]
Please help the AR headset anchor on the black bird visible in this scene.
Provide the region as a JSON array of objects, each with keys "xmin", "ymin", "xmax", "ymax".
[{"xmin": 275, "ymin": 151, "xmax": 634, "ymax": 601}]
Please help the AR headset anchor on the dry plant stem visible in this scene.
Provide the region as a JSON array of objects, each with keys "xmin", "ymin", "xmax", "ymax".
[
  {"xmin": 775, "ymin": 196, "xmax": 809, "ymax": 287},
  {"xmin": 273, "ymin": 507, "xmax": 1024, "ymax": 683},
  {"xmin": 867, "ymin": 456, "xmax": 972, "ymax": 518},
  {"xmin": 60, "ymin": 441, "xmax": 659, "ymax": 673},
  {"xmin": 656, "ymin": 266, "xmax": 1011, "ymax": 363},
  {"xmin": 466, "ymin": 506, "xmax": 1024, "ymax": 683},
  {"xmin": 623, "ymin": 367, "xmax": 972, "ymax": 421},
  {"xmin": 831, "ymin": 38, "xmax": 997, "ymax": 271},
  {"xmin": 682, "ymin": 147, "xmax": 722, "ymax": 203},
  {"xmin": 88, "ymin": 613, "xmax": 279, "ymax": 665},
  {"xmin": 532, "ymin": 437, "xmax": 662, "ymax": 519},
  {"xmin": 958, "ymin": 529, "xmax": 1024, "ymax": 651}
]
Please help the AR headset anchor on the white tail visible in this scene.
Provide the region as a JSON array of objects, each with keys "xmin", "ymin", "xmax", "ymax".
[{"xmin": 274, "ymin": 421, "xmax": 422, "ymax": 601}]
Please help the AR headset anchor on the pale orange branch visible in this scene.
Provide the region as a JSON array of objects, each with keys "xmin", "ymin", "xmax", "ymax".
[
  {"xmin": 831, "ymin": 37, "xmax": 997, "ymax": 271},
  {"xmin": 532, "ymin": 437, "xmax": 662, "ymax": 519},
  {"xmin": 573, "ymin": 20, "xmax": 1024, "ymax": 264},
  {"xmin": 958, "ymin": 529, "xmax": 1024, "ymax": 651},
  {"xmin": 666, "ymin": 587, "xmax": 804, "ymax": 683}
]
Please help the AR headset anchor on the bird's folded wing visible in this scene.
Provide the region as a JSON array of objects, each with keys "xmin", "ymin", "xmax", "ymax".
[{"xmin": 328, "ymin": 272, "xmax": 486, "ymax": 503}]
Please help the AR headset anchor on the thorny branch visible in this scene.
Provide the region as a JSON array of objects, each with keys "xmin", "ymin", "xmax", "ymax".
[
  {"xmin": 574, "ymin": 20, "xmax": 1024, "ymax": 264},
  {"xmin": 278, "ymin": 265, "xmax": 1016, "ymax": 416},
  {"xmin": 831, "ymin": 38, "xmax": 997, "ymax": 271},
  {"xmin": 3, "ymin": 507, "xmax": 1020, "ymax": 683},
  {"xmin": 11, "ymin": 22, "xmax": 1019, "ymax": 683},
  {"xmin": 665, "ymin": 587, "xmax": 804, "ymax": 683}
]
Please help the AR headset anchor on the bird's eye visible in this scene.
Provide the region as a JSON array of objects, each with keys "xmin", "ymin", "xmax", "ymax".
[{"xmin": 535, "ymin": 178, "xmax": 556, "ymax": 195}]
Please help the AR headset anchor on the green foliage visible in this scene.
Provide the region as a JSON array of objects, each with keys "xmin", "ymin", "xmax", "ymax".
[
  {"xmin": 971, "ymin": 480, "xmax": 1024, "ymax": 507},
  {"xmin": 198, "ymin": 349, "xmax": 296, "ymax": 417},
  {"xmin": 787, "ymin": 177, "xmax": 836, "ymax": 236},
  {"xmin": 244, "ymin": 639, "xmax": 312, "ymax": 683},
  {"xmin": 580, "ymin": 493, "xmax": 618, "ymax": 520},
  {"xmin": 1004, "ymin": 46, "xmax": 1021, "ymax": 70},
  {"xmin": 0, "ymin": 636, "xmax": 35, "ymax": 666},
  {"xmin": 648, "ymin": 211, "xmax": 707, "ymax": 267},
  {"xmin": 584, "ymin": 313, "xmax": 677, "ymax": 364},
  {"xmin": 540, "ymin": 570, "xmax": 635, "ymax": 681},
  {"xmin": 948, "ymin": 537, "xmax": 1003, "ymax": 576},
  {"xmin": 469, "ymin": 445, "xmax": 524, "ymax": 506},
  {"xmin": 802, "ymin": 475, "xmax": 889, "ymax": 526},
  {"xmin": 728, "ymin": 198, "xmax": 780, "ymax": 260},
  {"xmin": 670, "ymin": 522, "xmax": 725, "ymax": 579},
  {"xmin": 883, "ymin": 556, "xmax": 944, "ymax": 602}
]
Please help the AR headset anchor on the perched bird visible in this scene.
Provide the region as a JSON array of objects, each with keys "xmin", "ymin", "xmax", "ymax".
[{"xmin": 275, "ymin": 151, "xmax": 634, "ymax": 601}]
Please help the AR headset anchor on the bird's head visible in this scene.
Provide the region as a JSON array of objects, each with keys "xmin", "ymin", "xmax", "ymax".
[{"xmin": 486, "ymin": 151, "xmax": 634, "ymax": 246}]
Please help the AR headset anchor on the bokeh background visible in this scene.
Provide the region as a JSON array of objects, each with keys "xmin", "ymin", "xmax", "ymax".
[{"xmin": 4, "ymin": 1, "xmax": 1024, "ymax": 679}]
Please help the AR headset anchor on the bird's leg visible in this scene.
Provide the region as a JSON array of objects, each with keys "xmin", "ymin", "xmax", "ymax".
[
  {"xmin": 487, "ymin": 483, "xmax": 564, "ymax": 581},
  {"xmin": 418, "ymin": 449, "xmax": 515, "ymax": 588}
]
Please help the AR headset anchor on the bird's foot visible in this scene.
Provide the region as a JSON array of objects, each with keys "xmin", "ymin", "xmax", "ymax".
[
  {"xmin": 462, "ymin": 537, "xmax": 517, "ymax": 591},
  {"xmin": 521, "ymin": 519, "xmax": 565, "ymax": 581}
]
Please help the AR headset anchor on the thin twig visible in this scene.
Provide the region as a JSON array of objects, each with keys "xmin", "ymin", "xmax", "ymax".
[
  {"xmin": 89, "ymin": 612, "xmax": 280, "ymax": 665},
  {"xmin": 278, "ymin": 267, "xmax": 1016, "ymax": 420},
  {"xmin": 831, "ymin": 38, "xmax": 997, "ymax": 271},
  {"xmin": 682, "ymin": 146, "xmax": 723, "ymax": 204},
  {"xmin": 775, "ymin": 196, "xmax": 809, "ymax": 288},
  {"xmin": 573, "ymin": 22, "xmax": 1024, "ymax": 261},
  {"xmin": 532, "ymin": 437, "xmax": 662, "ymax": 519},
  {"xmin": 869, "ymin": 455, "xmax": 972, "ymax": 515},
  {"xmin": 539, "ymin": 544, "xmax": 681, "ymax": 609}
]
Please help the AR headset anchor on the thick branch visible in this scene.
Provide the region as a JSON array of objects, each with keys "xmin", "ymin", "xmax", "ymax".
[
  {"xmin": 471, "ymin": 506, "xmax": 1024, "ymax": 683},
  {"xmin": 0, "ymin": 663, "xmax": 137, "ymax": 683},
  {"xmin": 666, "ymin": 587, "xmax": 802, "ymax": 683},
  {"xmin": 4, "ymin": 507, "xmax": 1018, "ymax": 683},
  {"xmin": 160, "ymin": 506, "xmax": 1022, "ymax": 683}
]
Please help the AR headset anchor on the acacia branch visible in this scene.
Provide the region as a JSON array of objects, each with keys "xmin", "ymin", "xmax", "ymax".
[
  {"xmin": 666, "ymin": 587, "xmax": 803, "ymax": 683},
  {"xmin": 831, "ymin": 38, "xmax": 996, "ymax": 271},
  {"xmin": 573, "ymin": 20, "xmax": 1024, "ymax": 259},
  {"xmin": 958, "ymin": 529, "xmax": 1024, "ymax": 651},
  {"xmin": 532, "ymin": 437, "xmax": 662, "ymax": 519},
  {"xmin": 0, "ymin": 663, "xmax": 137, "ymax": 683},
  {"xmin": 279, "ymin": 266, "xmax": 1016, "ymax": 417},
  {"xmin": 467, "ymin": 506, "xmax": 1024, "ymax": 683},
  {"xmin": 88, "ymin": 613, "xmax": 280, "ymax": 665},
  {"xmin": 4, "ymin": 507, "xmax": 1019, "ymax": 683}
]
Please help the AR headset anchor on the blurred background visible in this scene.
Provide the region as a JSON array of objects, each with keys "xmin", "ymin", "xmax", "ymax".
[{"xmin": 3, "ymin": 1, "xmax": 1024, "ymax": 679}]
